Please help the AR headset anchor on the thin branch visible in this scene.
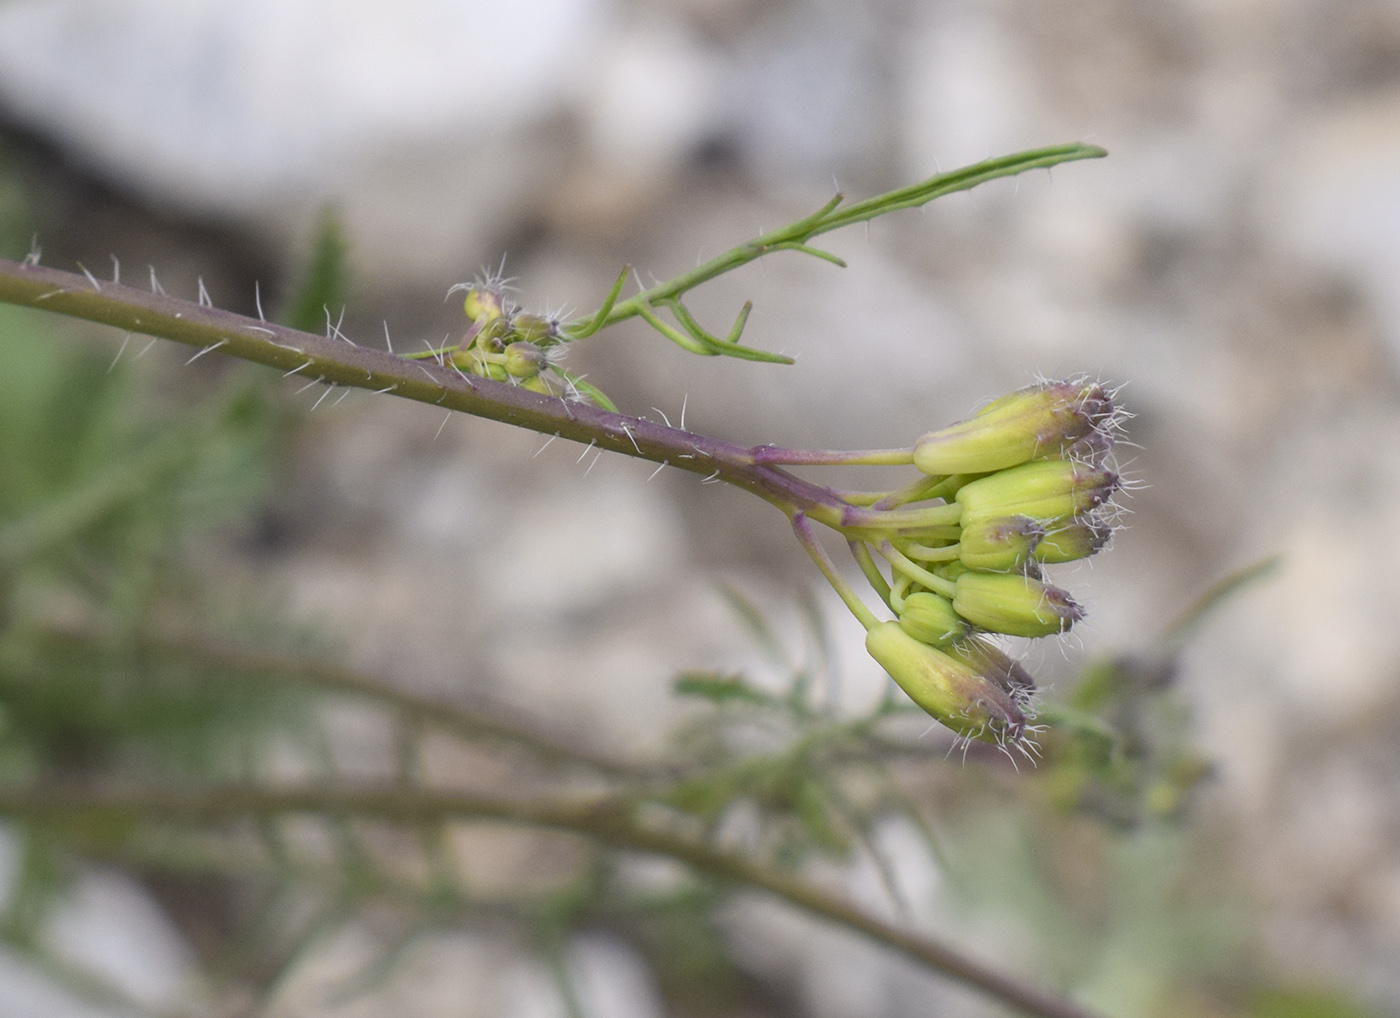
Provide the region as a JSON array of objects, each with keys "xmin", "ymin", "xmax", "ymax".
[
  {"xmin": 0, "ymin": 258, "xmax": 862, "ymax": 531},
  {"xmin": 41, "ymin": 625, "xmax": 636, "ymax": 778},
  {"xmin": 0, "ymin": 784, "xmax": 1102, "ymax": 1018}
]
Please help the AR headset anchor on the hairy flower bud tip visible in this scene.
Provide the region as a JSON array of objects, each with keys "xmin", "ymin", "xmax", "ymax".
[
  {"xmin": 898, "ymin": 592, "xmax": 969, "ymax": 646},
  {"xmin": 913, "ymin": 380, "xmax": 1112, "ymax": 475},
  {"xmin": 947, "ymin": 638, "xmax": 1036, "ymax": 698},
  {"xmin": 865, "ymin": 622, "xmax": 1026, "ymax": 741},
  {"xmin": 952, "ymin": 572, "xmax": 1083, "ymax": 638}
]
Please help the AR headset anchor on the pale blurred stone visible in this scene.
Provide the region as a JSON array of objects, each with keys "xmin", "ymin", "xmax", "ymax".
[
  {"xmin": 1262, "ymin": 93, "xmax": 1400, "ymax": 356},
  {"xmin": 505, "ymin": 934, "xmax": 665, "ymax": 1018},
  {"xmin": 43, "ymin": 869, "xmax": 202, "ymax": 1014},
  {"xmin": 0, "ymin": 0, "xmax": 609, "ymax": 280},
  {"xmin": 266, "ymin": 926, "xmax": 517, "ymax": 1018},
  {"xmin": 901, "ymin": 5, "xmax": 1038, "ymax": 177}
]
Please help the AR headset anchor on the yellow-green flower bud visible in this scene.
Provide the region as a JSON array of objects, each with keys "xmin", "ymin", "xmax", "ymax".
[
  {"xmin": 502, "ymin": 341, "xmax": 547, "ymax": 378},
  {"xmin": 1034, "ymin": 519, "xmax": 1112, "ymax": 564},
  {"xmin": 897, "ymin": 592, "xmax": 968, "ymax": 646},
  {"xmin": 521, "ymin": 373, "xmax": 562, "ymax": 396},
  {"xmin": 913, "ymin": 381, "xmax": 1112, "ymax": 475},
  {"xmin": 473, "ymin": 316, "xmax": 511, "ymax": 352},
  {"xmin": 511, "ymin": 313, "xmax": 557, "ymax": 345},
  {"xmin": 952, "ymin": 572, "xmax": 1083, "ymax": 637},
  {"xmin": 946, "ymin": 637, "xmax": 1036, "ymax": 697},
  {"xmin": 865, "ymin": 622, "xmax": 1026, "ymax": 742},
  {"xmin": 955, "ymin": 460, "xmax": 1118, "ymax": 524},
  {"xmin": 957, "ymin": 514, "xmax": 1044, "ymax": 572},
  {"xmin": 464, "ymin": 286, "xmax": 504, "ymax": 324}
]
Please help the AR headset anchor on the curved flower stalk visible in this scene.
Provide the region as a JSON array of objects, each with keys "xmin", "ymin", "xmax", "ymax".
[{"xmin": 787, "ymin": 379, "xmax": 1129, "ymax": 757}]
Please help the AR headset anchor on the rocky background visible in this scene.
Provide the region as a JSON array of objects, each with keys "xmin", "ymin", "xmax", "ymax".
[{"xmin": 1, "ymin": 0, "xmax": 1399, "ymax": 1016}]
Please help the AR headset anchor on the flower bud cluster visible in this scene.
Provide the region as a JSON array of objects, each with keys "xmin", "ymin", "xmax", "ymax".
[
  {"xmin": 855, "ymin": 379, "xmax": 1126, "ymax": 749},
  {"xmin": 447, "ymin": 281, "xmax": 614, "ymax": 409}
]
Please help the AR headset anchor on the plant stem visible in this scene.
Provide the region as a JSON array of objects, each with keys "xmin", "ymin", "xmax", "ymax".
[
  {"xmin": 0, "ymin": 259, "xmax": 859, "ymax": 529},
  {"xmin": 878, "ymin": 541, "xmax": 958, "ymax": 598},
  {"xmin": 791, "ymin": 512, "xmax": 881, "ymax": 630},
  {"xmin": 849, "ymin": 540, "xmax": 893, "ymax": 609},
  {"xmin": 0, "ymin": 783, "xmax": 1103, "ymax": 1018}
]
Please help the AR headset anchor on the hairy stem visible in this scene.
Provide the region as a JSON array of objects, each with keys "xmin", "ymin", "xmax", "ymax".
[{"xmin": 0, "ymin": 259, "xmax": 860, "ymax": 528}]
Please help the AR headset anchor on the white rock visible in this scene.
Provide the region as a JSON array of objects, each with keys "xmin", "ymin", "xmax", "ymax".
[
  {"xmin": 0, "ymin": 0, "xmax": 608, "ymax": 278},
  {"xmin": 1261, "ymin": 93, "xmax": 1400, "ymax": 356}
]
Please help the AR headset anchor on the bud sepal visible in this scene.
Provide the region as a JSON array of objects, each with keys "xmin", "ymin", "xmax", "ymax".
[
  {"xmin": 955, "ymin": 460, "xmax": 1119, "ymax": 524},
  {"xmin": 913, "ymin": 380, "xmax": 1113, "ymax": 475},
  {"xmin": 952, "ymin": 572, "xmax": 1083, "ymax": 637},
  {"xmin": 865, "ymin": 622, "xmax": 1027, "ymax": 743},
  {"xmin": 897, "ymin": 591, "xmax": 969, "ymax": 646}
]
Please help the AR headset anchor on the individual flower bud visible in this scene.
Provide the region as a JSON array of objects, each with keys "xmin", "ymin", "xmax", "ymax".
[
  {"xmin": 952, "ymin": 572, "xmax": 1083, "ymax": 637},
  {"xmin": 913, "ymin": 380, "xmax": 1112, "ymax": 475},
  {"xmin": 502, "ymin": 341, "xmax": 546, "ymax": 378},
  {"xmin": 464, "ymin": 286, "xmax": 504, "ymax": 324},
  {"xmin": 1034, "ymin": 519, "xmax": 1113, "ymax": 564},
  {"xmin": 958, "ymin": 514, "xmax": 1044, "ymax": 572},
  {"xmin": 473, "ymin": 316, "xmax": 510, "ymax": 352},
  {"xmin": 932, "ymin": 559, "xmax": 971, "ymax": 582},
  {"xmin": 898, "ymin": 591, "xmax": 969, "ymax": 646},
  {"xmin": 521, "ymin": 373, "xmax": 562, "ymax": 396},
  {"xmin": 946, "ymin": 637, "xmax": 1036, "ymax": 697},
  {"xmin": 511, "ymin": 313, "xmax": 557, "ymax": 345},
  {"xmin": 955, "ymin": 460, "xmax": 1118, "ymax": 524},
  {"xmin": 865, "ymin": 622, "xmax": 1026, "ymax": 742}
]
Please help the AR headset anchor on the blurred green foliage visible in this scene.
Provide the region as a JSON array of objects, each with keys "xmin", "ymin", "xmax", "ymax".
[
  {"xmin": 278, "ymin": 207, "xmax": 350, "ymax": 336},
  {"xmin": 0, "ymin": 145, "xmax": 29, "ymax": 263},
  {"xmin": 0, "ymin": 301, "xmax": 307, "ymax": 783}
]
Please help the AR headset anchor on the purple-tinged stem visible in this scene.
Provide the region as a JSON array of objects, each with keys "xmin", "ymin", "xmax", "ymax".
[{"xmin": 0, "ymin": 259, "xmax": 867, "ymax": 529}]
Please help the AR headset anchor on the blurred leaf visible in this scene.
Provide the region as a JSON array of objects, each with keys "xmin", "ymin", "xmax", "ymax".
[
  {"xmin": 0, "ymin": 145, "xmax": 31, "ymax": 260},
  {"xmin": 716, "ymin": 585, "xmax": 790, "ymax": 671},
  {"xmin": 1157, "ymin": 556, "xmax": 1280, "ymax": 658},
  {"xmin": 672, "ymin": 671, "xmax": 775, "ymax": 707},
  {"xmin": 1252, "ymin": 988, "xmax": 1378, "ymax": 1018},
  {"xmin": 279, "ymin": 207, "xmax": 349, "ymax": 335}
]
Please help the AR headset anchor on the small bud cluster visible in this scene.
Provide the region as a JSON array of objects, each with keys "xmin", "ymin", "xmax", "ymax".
[
  {"xmin": 447, "ymin": 280, "xmax": 615, "ymax": 410},
  {"xmin": 855, "ymin": 379, "xmax": 1127, "ymax": 753}
]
